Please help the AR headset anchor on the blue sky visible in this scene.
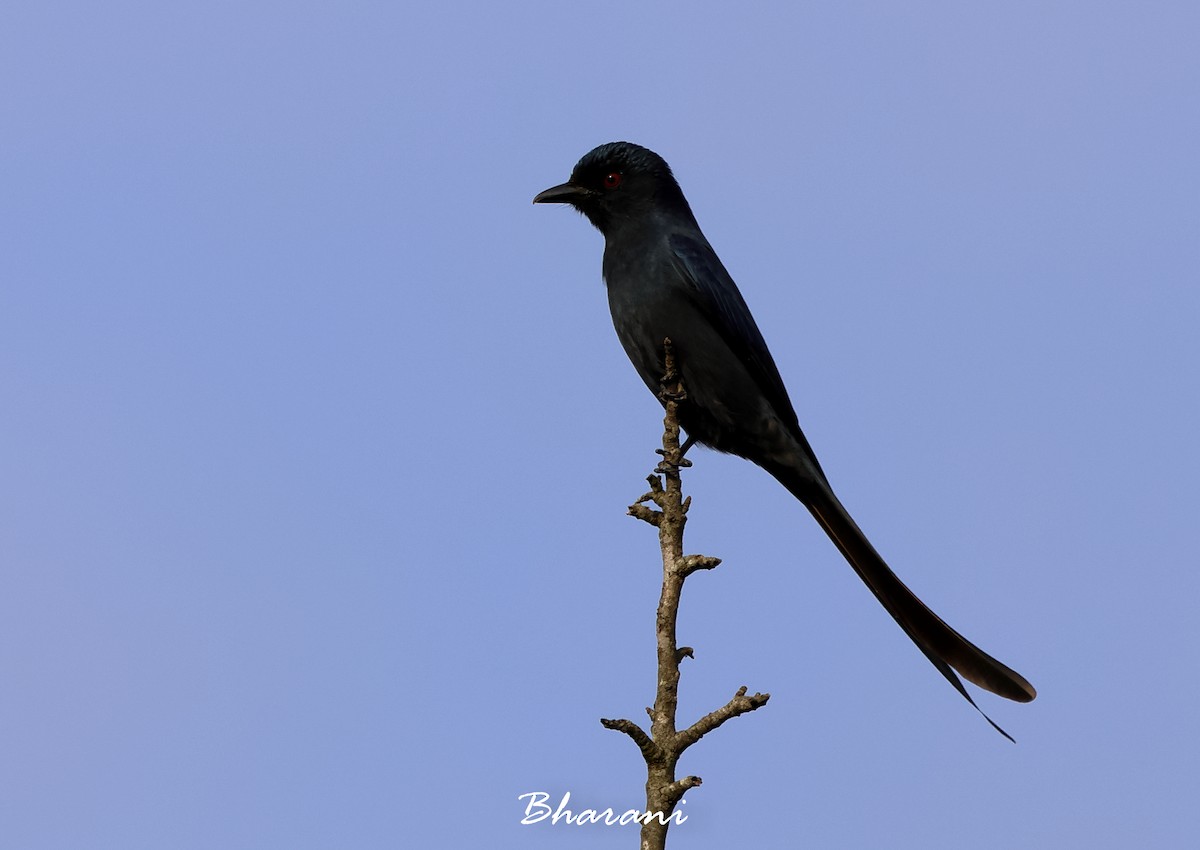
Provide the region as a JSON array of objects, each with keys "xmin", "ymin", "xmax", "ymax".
[{"xmin": 2, "ymin": 2, "xmax": 1198, "ymax": 848}]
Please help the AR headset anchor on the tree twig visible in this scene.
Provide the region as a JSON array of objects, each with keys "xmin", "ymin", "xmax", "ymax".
[{"xmin": 602, "ymin": 338, "xmax": 770, "ymax": 850}]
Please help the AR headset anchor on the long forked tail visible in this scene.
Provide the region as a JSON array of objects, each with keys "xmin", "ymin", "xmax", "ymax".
[{"xmin": 775, "ymin": 469, "xmax": 1036, "ymax": 739}]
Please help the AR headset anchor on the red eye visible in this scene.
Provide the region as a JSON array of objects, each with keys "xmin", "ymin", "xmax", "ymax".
[{"xmin": 603, "ymin": 172, "xmax": 622, "ymax": 189}]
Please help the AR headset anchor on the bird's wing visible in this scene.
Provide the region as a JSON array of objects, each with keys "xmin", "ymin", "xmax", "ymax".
[{"xmin": 668, "ymin": 231, "xmax": 820, "ymax": 464}]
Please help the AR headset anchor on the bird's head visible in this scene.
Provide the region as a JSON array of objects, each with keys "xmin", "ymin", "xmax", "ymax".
[{"xmin": 533, "ymin": 141, "xmax": 690, "ymax": 234}]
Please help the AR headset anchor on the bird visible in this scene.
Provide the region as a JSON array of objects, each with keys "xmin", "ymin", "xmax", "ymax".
[{"xmin": 533, "ymin": 141, "xmax": 1036, "ymax": 738}]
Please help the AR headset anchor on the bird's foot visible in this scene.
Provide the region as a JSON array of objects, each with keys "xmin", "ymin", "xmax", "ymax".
[
  {"xmin": 654, "ymin": 448, "xmax": 692, "ymax": 474},
  {"xmin": 657, "ymin": 385, "xmax": 688, "ymax": 404}
]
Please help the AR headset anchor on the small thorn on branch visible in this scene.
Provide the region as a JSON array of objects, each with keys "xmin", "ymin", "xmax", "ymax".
[
  {"xmin": 664, "ymin": 775, "xmax": 703, "ymax": 805},
  {"xmin": 679, "ymin": 554, "xmax": 722, "ymax": 576},
  {"xmin": 628, "ymin": 503, "xmax": 662, "ymax": 525}
]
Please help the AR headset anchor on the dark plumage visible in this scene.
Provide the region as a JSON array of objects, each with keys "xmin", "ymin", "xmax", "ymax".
[{"xmin": 534, "ymin": 141, "xmax": 1035, "ymax": 738}]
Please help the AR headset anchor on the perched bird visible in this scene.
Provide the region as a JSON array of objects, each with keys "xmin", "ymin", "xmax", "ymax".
[{"xmin": 534, "ymin": 141, "xmax": 1036, "ymax": 738}]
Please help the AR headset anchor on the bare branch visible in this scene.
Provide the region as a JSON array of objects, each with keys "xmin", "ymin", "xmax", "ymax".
[
  {"xmin": 664, "ymin": 775, "xmax": 703, "ymax": 807},
  {"xmin": 677, "ymin": 687, "xmax": 772, "ymax": 753},
  {"xmin": 680, "ymin": 554, "xmax": 722, "ymax": 577},
  {"xmin": 627, "ymin": 503, "xmax": 662, "ymax": 526},
  {"xmin": 600, "ymin": 717, "xmax": 660, "ymax": 762},
  {"xmin": 600, "ymin": 338, "xmax": 770, "ymax": 850}
]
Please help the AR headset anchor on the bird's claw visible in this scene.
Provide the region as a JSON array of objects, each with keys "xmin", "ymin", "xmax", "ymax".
[{"xmin": 654, "ymin": 448, "xmax": 692, "ymax": 474}]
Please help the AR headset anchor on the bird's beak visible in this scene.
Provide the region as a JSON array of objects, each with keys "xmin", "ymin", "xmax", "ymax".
[{"xmin": 532, "ymin": 181, "xmax": 592, "ymax": 205}]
